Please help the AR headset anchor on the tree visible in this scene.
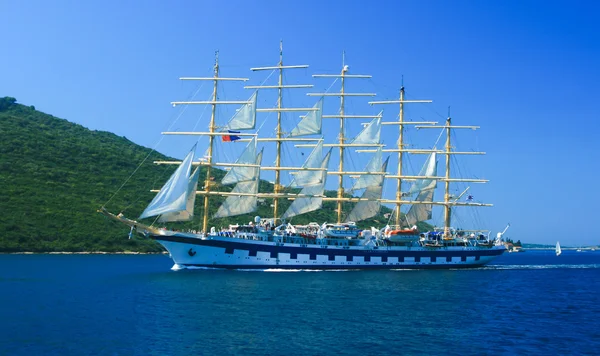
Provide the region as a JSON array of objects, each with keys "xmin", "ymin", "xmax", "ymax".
[{"xmin": 0, "ymin": 97, "xmax": 17, "ymax": 111}]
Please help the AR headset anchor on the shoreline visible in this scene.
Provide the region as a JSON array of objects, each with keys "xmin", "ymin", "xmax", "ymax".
[{"xmin": 0, "ymin": 251, "xmax": 168, "ymax": 255}]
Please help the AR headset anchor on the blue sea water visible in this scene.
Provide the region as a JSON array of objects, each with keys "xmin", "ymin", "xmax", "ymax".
[{"xmin": 1, "ymin": 251, "xmax": 599, "ymax": 355}]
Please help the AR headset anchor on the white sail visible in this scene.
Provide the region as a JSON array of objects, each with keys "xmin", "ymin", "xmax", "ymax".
[
  {"xmin": 556, "ymin": 241, "xmax": 562, "ymax": 256},
  {"xmin": 221, "ymin": 137, "xmax": 258, "ymax": 185},
  {"xmin": 213, "ymin": 182, "xmax": 258, "ymax": 219},
  {"xmin": 404, "ymin": 188, "xmax": 434, "ymax": 227},
  {"xmin": 281, "ymin": 150, "xmax": 332, "ymax": 219},
  {"xmin": 407, "ymin": 152, "xmax": 437, "ymax": 195},
  {"xmin": 289, "ymin": 141, "xmax": 324, "ymax": 188},
  {"xmin": 159, "ymin": 167, "xmax": 201, "ymax": 222},
  {"xmin": 403, "ymin": 152, "xmax": 437, "ymax": 226},
  {"xmin": 350, "ymin": 113, "xmax": 382, "ymax": 145},
  {"xmin": 345, "ymin": 157, "xmax": 389, "ymax": 222},
  {"xmin": 350, "ymin": 146, "xmax": 383, "ymax": 191},
  {"xmin": 280, "ymin": 184, "xmax": 324, "ymax": 220},
  {"xmin": 139, "ymin": 145, "xmax": 196, "ymax": 219},
  {"xmin": 214, "ymin": 149, "xmax": 264, "ymax": 219},
  {"xmin": 345, "ymin": 185, "xmax": 383, "ymax": 222},
  {"xmin": 224, "ymin": 91, "xmax": 257, "ymax": 131},
  {"xmin": 289, "ymin": 97, "xmax": 323, "ymax": 137}
]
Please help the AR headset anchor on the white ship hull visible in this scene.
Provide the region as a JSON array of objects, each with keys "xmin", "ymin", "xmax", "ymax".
[{"xmin": 152, "ymin": 231, "xmax": 506, "ymax": 270}]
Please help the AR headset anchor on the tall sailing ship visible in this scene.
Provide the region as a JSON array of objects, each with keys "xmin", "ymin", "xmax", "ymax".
[{"xmin": 100, "ymin": 44, "xmax": 507, "ymax": 269}]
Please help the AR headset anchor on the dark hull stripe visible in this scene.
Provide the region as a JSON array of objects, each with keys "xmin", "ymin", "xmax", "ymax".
[{"xmin": 153, "ymin": 234, "xmax": 505, "ymax": 259}]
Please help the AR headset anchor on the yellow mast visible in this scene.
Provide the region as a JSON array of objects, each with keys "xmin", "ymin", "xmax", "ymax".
[
  {"xmin": 337, "ymin": 59, "xmax": 347, "ymax": 223},
  {"xmin": 369, "ymin": 83, "xmax": 432, "ymax": 227},
  {"xmin": 310, "ymin": 54, "xmax": 376, "ymax": 223},
  {"xmin": 395, "ymin": 86, "xmax": 405, "ymax": 227},
  {"xmin": 273, "ymin": 41, "xmax": 284, "ymax": 220},
  {"xmin": 163, "ymin": 55, "xmax": 490, "ymax": 229},
  {"xmin": 249, "ymin": 41, "xmax": 316, "ymax": 222},
  {"xmin": 202, "ymin": 51, "xmax": 219, "ymax": 233},
  {"xmin": 443, "ymin": 116, "xmax": 452, "ymax": 238},
  {"xmin": 408, "ymin": 119, "xmax": 489, "ymax": 235},
  {"xmin": 169, "ymin": 53, "xmax": 249, "ymax": 232}
]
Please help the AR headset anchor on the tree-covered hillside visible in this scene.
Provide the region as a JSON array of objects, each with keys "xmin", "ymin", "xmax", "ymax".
[
  {"xmin": 1, "ymin": 97, "xmax": 169, "ymax": 252},
  {"xmin": 0, "ymin": 97, "xmax": 427, "ymax": 252}
]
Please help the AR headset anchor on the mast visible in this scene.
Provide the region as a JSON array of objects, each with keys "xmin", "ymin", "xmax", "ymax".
[
  {"xmin": 249, "ymin": 40, "xmax": 316, "ymax": 222},
  {"xmin": 337, "ymin": 56, "xmax": 346, "ymax": 223},
  {"xmin": 274, "ymin": 41, "xmax": 284, "ymax": 221},
  {"xmin": 310, "ymin": 54, "xmax": 376, "ymax": 223},
  {"xmin": 156, "ymin": 54, "xmax": 492, "ymax": 229},
  {"xmin": 164, "ymin": 44, "xmax": 323, "ymax": 222},
  {"xmin": 167, "ymin": 52, "xmax": 249, "ymax": 232},
  {"xmin": 411, "ymin": 118, "xmax": 487, "ymax": 237},
  {"xmin": 396, "ymin": 86, "xmax": 404, "ymax": 226},
  {"xmin": 202, "ymin": 52, "xmax": 219, "ymax": 233},
  {"xmin": 369, "ymin": 82, "xmax": 432, "ymax": 227},
  {"xmin": 443, "ymin": 116, "xmax": 452, "ymax": 238}
]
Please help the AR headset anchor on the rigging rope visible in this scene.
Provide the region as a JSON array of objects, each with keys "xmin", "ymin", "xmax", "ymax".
[
  {"xmin": 102, "ymin": 78, "xmax": 207, "ymax": 210},
  {"xmin": 220, "ymin": 69, "xmax": 276, "ymax": 127}
]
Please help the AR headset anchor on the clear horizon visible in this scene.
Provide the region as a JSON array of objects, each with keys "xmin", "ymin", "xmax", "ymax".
[{"xmin": 2, "ymin": 0, "xmax": 599, "ymax": 245}]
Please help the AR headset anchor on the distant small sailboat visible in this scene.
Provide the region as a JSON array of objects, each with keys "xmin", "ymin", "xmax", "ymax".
[{"xmin": 556, "ymin": 241, "xmax": 562, "ymax": 256}]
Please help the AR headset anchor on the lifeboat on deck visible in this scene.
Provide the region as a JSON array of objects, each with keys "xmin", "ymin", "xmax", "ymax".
[{"xmin": 385, "ymin": 226, "xmax": 420, "ymax": 243}]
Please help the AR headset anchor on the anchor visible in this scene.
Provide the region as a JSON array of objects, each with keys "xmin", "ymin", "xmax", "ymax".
[
  {"xmin": 188, "ymin": 248, "xmax": 197, "ymax": 257},
  {"xmin": 128, "ymin": 225, "xmax": 136, "ymax": 240}
]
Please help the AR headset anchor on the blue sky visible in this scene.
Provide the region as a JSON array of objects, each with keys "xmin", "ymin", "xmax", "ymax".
[{"xmin": 2, "ymin": 0, "xmax": 599, "ymax": 245}]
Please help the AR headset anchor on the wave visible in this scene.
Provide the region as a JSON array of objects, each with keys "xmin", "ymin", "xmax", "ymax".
[
  {"xmin": 171, "ymin": 263, "xmax": 600, "ymax": 272},
  {"xmin": 483, "ymin": 264, "xmax": 600, "ymax": 270},
  {"xmin": 172, "ymin": 264, "xmax": 223, "ymax": 271},
  {"xmin": 259, "ymin": 268, "xmax": 354, "ymax": 272}
]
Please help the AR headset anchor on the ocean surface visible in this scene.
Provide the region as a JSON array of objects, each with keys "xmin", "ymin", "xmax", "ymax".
[{"xmin": 1, "ymin": 250, "xmax": 599, "ymax": 355}]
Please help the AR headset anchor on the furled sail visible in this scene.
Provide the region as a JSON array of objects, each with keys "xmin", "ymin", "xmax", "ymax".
[
  {"xmin": 407, "ymin": 152, "xmax": 437, "ymax": 195},
  {"xmin": 139, "ymin": 145, "xmax": 196, "ymax": 219},
  {"xmin": 345, "ymin": 157, "xmax": 389, "ymax": 222},
  {"xmin": 349, "ymin": 146, "xmax": 383, "ymax": 191},
  {"xmin": 221, "ymin": 137, "xmax": 258, "ymax": 185},
  {"xmin": 224, "ymin": 91, "xmax": 257, "ymax": 131},
  {"xmin": 281, "ymin": 150, "xmax": 332, "ymax": 219},
  {"xmin": 289, "ymin": 97, "xmax": 323, "ymax": 137},
  {"xmin": 158, "ymin": 167, "xmax": 201, "ymax": 222},
  {"xmin": 214, "ymin": 149, "xmax": 264, "ymax": 219},
  {"xmin": 350, "ymin": 112, "xmax": 382, "ymax": 145},
  {"xmin": 289, "ymin": 140, "xmax": 324, "ymax": 188}
]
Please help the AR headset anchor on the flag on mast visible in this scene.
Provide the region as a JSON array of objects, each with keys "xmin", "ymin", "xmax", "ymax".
[{"xmin": 222, "ymin": 130, "xmax": 241, "ymax": 142}]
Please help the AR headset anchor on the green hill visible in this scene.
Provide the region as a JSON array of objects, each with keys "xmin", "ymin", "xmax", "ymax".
[{"xmin": 0, "ymin": 96, "xmax": 427, "ymax": 253}]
